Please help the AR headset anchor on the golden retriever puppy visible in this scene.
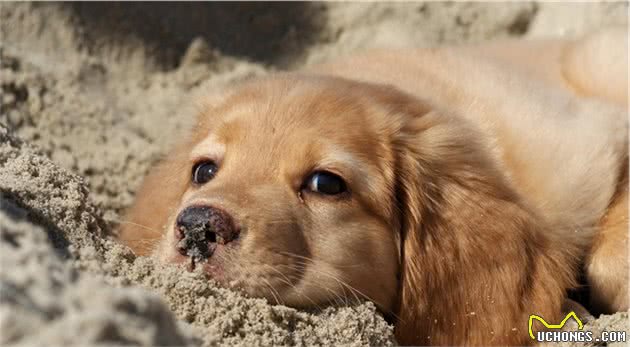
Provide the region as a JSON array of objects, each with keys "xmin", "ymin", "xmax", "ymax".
[{"xmin": 119, "ymin": 28, "xmax": 628, "ymax": 345}]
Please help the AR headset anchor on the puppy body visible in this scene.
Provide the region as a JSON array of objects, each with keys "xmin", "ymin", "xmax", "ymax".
[{"xmin": 120, "ymin": 28, "xmax": 628, "ymax": 345}]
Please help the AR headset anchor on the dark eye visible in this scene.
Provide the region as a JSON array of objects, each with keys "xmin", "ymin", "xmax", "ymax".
[
  {"xmin": 192, "ymin": 161, "xmax": 218, "ymax": 185},
  {"xmin": 305, "ymin": 171, "xmax": 347, "ymax": 195}
]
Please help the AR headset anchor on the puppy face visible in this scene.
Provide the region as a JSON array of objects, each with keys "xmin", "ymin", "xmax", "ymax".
[{"xmin": 148, "ymin": 75, "xmax": 406, "ymax": 311}]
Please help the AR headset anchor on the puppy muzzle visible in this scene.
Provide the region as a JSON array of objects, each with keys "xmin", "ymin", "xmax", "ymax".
[{"xmin": 175, "ymin": 205, "xmax": 239, "ymax": 262}]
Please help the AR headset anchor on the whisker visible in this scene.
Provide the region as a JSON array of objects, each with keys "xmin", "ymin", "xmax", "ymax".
[
  {"xmin": 279, "ymin": 250, "xmax": 365, "ymax": 269},
  {"xmin": 117, "ymin": 238, "xmax": 159, "ymax": 244},
  {"xmin": 105, "ymin": 218, "xmax": 164, "ymax": 236},
  {"xmin": 281, "ymin": 256, "xmax": 375, "ymax": 305},
  {"xmin": 278, "ymin": 263, "xmax": 360, "ymax": 308},
  {"xmin": 277, "ymin": 260, "xmax": 357, "ymax": 304},
  {"xmin": 264, "ymin": 264, "xmax": 323, "ymax": 311},
  {"xmin": 260, "ymin": 278, "xmax": 282, "ymax": 305}
]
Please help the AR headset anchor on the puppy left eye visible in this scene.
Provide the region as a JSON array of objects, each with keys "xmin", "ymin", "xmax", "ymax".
[
  {"xmin": 192, "ymin": 161, "xmax": 218, "ymax": 185},
  {"xmin": 305, "ymin": 171, "xmax": 347, "ymax": 195}
]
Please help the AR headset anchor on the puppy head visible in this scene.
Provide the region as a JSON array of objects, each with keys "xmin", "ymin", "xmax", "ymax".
[
  {"xmin": 119, "ymin": 74, "xmax": 574, "ymax": 345},
  {"xmin": 121, "ymin": 75, "xmax": 414, "ymax": 311}
]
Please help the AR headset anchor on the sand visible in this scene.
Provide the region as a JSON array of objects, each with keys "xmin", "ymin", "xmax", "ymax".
[{"xmin": 0, "ymin": 2, "xmax": 628, "ymax": 346}]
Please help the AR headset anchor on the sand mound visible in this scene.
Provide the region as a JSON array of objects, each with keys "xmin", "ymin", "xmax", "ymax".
[{"xmin": 1, "ymin": 2, "xmax": 628, "ymax": 346}]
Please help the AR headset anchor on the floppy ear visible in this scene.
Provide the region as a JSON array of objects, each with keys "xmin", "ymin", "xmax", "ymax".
[
  {"xmin": 391, "ymin": 103, "xmax": 578, "ymax": 345},
  {"xmin": 117, "ymin": 141, "xmax": 193, "ymax": 255}
]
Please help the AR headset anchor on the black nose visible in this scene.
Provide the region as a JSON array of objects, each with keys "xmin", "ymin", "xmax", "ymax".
[{"xmin": 175, "ymin": 205, "xmax": 238, "ymax": 260}]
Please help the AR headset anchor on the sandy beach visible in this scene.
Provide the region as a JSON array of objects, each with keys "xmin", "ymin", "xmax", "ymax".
[{"xmin": 1, "ymin": 2, "xmax": 628, "ymax": 346}]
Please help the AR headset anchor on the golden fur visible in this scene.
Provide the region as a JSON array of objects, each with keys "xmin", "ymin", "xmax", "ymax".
[{"xmin": 119, "ymin": 28, "xmax": 628, "ymax": 345}]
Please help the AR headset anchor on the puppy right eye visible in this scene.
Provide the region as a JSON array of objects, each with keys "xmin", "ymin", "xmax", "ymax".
[
  {"xmin": 192, "ymin": 161, "xmax": 218, "ymax": 184},
  {"xmin": 304, "ymin": 171, "xmax": 347, "ymax": 196}
]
